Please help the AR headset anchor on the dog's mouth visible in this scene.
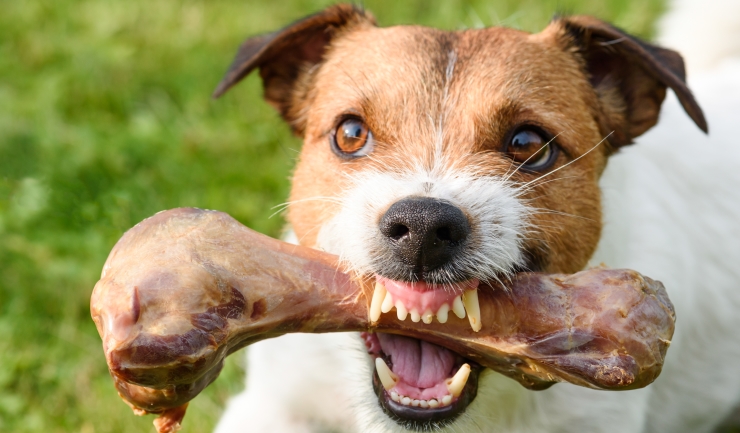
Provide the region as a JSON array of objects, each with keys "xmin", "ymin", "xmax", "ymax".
[
  {"xmin": 364, "ymin": 332, "xmax": 482, "ymax": 428},
  {"xmin": 364, "ymin": 277, "xmax": 484, "ymax": 428}
]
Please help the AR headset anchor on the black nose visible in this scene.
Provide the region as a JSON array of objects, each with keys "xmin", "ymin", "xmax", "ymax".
[{"xmin": 378, "ymin": 197, "xmax": 470, "ymax": 275}]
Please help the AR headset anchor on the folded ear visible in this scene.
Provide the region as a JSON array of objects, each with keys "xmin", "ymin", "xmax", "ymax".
[
  {"xmin": 546, "ymin": 16, "xmax": 707, "ymax": 148},
  {"xmin": 213, "ymin": 4, "xmax": 375, "ymax": 133}
]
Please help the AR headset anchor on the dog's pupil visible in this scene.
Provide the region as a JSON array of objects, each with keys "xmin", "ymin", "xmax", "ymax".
[
  {"xmin": 346, "ymin": 124, "xmax": 363, "ymax": 138},
  {"xmin": 509, "ymin": 129, "xmax": 548, "ymax": 164},
  {"xmin": 339, "ymin": 119, "xmax": 368, "ymax": 152},
  {"xmin": 512, "ymin": 130, "xmax": 542, "ymax": 149}
]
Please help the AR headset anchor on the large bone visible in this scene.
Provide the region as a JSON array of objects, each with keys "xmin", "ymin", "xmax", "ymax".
[{"xmin": 91, "ymin": 208, "xmax": 675, "ymax": 432}]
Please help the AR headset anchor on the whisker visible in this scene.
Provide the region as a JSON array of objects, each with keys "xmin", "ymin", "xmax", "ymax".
[
  {"xmin": 269, "ymin": 196, "xmax": 342, "ymax": 219},
  {"xmin": 512, "ymin": 175, "xmax": 580, "ymax": 197},
  {"xmin": 528, "ymin": 207, "xmax": 597, "ymax": 222},
  {"xmin": 518, "ymin": 132, "xmax": 612, "ymax": 190}
]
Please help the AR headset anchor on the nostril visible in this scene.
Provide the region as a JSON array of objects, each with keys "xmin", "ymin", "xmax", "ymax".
[
  {"xmin": 388, "ymin": 224, "xmax": 409, "ymax": 241},
  {"xmin": 436, "ymin": 226, "xmax": 452, "ymax": 242}
]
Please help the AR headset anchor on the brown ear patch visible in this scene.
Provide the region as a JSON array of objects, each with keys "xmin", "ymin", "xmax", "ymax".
[
  {"xmin": 551, "ymin": 15, "xmax": 707, "ymax": 148},
  {"xmin": 212, "ymin": 4, "xmax": 375, "ymax": 132}
]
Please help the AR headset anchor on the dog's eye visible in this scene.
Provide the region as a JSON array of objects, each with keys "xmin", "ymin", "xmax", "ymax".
[
  {"xmin": 505, "ymin": 128, "xmax": 557, "ymax": 171},
  {"xmin": 331, "ymin": 118, "xmax": 374, "ymax": 158}
]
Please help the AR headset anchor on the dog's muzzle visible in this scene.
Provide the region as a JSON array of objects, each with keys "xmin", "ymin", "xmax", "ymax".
[{"xmin": 370, "ymin": 197, "xmax": 483, "ymax": 427}]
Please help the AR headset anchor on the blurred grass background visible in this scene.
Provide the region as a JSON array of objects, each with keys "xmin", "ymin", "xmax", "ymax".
[{"xmin": 0, "ymin": 0, "xmax": 667, "ymax": 432}]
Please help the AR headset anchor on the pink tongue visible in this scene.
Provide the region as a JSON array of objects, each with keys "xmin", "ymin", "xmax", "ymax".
[{"xmin": 377, "ymin": 333, "xmax": 455, "ymax": 388}]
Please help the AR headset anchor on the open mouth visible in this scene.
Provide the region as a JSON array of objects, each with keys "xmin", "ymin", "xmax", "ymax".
[{"xmin": 363, "ymin": 277, "xmax": 485, "ymax": 428}]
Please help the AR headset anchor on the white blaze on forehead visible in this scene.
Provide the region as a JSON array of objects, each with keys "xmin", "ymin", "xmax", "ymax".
[{"xmin": 316, "ymin": 161, "xmax": 531, "ymax": 284}]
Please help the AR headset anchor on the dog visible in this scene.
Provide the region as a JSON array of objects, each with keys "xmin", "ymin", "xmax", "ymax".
[{"xmin": 212, "ymin": 1, "xmax": 740, "ymax": 432}]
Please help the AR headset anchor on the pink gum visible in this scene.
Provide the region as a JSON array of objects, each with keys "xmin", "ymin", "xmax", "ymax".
[{"xmin": 376, "ymin": 277, "xmax": 479, "ymax": 314}]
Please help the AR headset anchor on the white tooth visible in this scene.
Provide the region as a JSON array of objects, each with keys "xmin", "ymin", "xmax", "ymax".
[
  {"xmin": 446, "ymin": 363, "xmax": 471, "ymax": 397},
  {"xmin": 391, "ymin": 391, "xmax": 400, "ymax": 402},
  {"xmin": 410, "ymin": 309, "xmax": 421, "ymax": 323},
  {"xmin": 375, "ymin": 358, "xmax": 398, "ymax": 390},
  {"xmin": 422, "ymin": 309, "xmax": 434, "ymax": 324},
  {"xmin": 396, "ymin": 301, "xmax": 408, "ymax": 321},
  {"xmin": 412, "ymin": 399, "xmax": 420, "ymax": 407},
  {"xmin": 419, "ymin": 400, "xmax": 429, "ymax": 408},
  {"xmin": 381, "ymin": 291, "xmax": 394, "ymax": 313},
  {"xmin": 442, "ymin": 395, "xmax": 452, "ymax": 406},
  {"xmin": 436, "ymin": 304, "xmax": 449, "ymax": 323},
  {"xmin": 370, "ymin": 281, "xmax": 387, "ymax": 322},
  {"xmin": 428, "ymin": 399, "xmax": 439, "ymax": 408},
  {"xmin": 462, "ymin": 290, "xmax": 482, "ymax": 332},
  {"xmin": 401, "ymin": 396, "xmax": 411, "ymax": 406},
  {"xmin": 452, "ymin": 296, "xmax": 466, "ymax": 319}
]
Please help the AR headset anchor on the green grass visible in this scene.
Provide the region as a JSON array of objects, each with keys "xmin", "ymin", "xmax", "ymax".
[{"xmin": 0, "ymin": 1, "xmax": 666, "ymax": 432}]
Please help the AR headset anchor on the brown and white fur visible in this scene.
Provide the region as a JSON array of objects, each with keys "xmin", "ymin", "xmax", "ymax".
[{"xmin": 214, "ymin": 1, "xmax": 740, "ymax": 432}]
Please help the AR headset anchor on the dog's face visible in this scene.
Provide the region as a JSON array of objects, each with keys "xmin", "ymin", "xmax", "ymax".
[
  {"xmin": 292, "ymin": 23, "xmax": 609, "ymax": 278},
  {"xmin": 215, "ymin": 5, "xmax": 704, "ymax": 430}
]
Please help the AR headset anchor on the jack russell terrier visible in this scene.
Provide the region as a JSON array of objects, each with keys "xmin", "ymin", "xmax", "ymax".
[{"xmin": 212, "ymin": 1, "xmax": 740, "ymax": 432}]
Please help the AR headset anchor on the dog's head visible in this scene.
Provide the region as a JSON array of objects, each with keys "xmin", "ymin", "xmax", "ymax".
[{"xmin": 215, "ymin": 4, "xmax": 705, "ymax": 430}]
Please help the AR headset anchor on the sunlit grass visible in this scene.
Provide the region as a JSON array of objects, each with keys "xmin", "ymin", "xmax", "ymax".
[{"xmin": 0, "ymin": 0, "xmax": 667, "ymax": 431}]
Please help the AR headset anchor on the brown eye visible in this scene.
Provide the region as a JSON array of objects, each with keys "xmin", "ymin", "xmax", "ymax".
[
  {"xmin": 506, "ymin": 128, "xmax": 556, "ymax": 171},
  {"xmin": 331, "ymin": 118, "xmax": 374, "ymax": 157}
]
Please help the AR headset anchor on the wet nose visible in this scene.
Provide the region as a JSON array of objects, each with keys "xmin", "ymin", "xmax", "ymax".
[{"xmin": 378, "ymin": 197, "xmax": 470, "ymax": 274}]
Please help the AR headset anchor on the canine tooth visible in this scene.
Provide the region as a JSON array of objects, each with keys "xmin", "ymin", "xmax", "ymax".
[
  {"xmin": 428, "ymin": 399, "xmax": 439, "ymax": 408},
  {"xmin": 462, "ymin": 290, "xmax": 482, "ymax": 332},
  {"xmin": 396, "ymin": 301, "xmax": 408, "ymax": 321},
  {"xmin": 422, "ymin": 309, "xmax": 434, "ymax": 324},
  {"xmin": 401, "ymin": 396, "xmax": 411, "ymax": 406},
  {"xmin": 381, "ymin": 291, "xmax": 394, "ymax": 313},
  {"xmin": 370, "ymin": 281, "xmax": 387, "ymax": 322},
  {"xmin": 410, "ymin": 309, "xmax": 421, "ymax": 323},
  {"xmin": 420, "ymin": 400, "xmax": 429, "ymax": 408},
  {"xmin": 375, "ymin": 358, "xmax": 398, "ymax": 390},
  {"xmin": 391, "ymin": 391, "xmax": 400, "ymax": 402},
  {"xmin": 442, "ymin": 395, "xmax": 452, "ymax": 406},
  {"xmin": 445, "ymin": 363, "xmax": 471, "ymax": 397},
  {"xmin": 452, "ymin": 296, "xmax": 466, "ymax": 319},
  {"xmin": 436, "ymin": 304, "xmax": 449, "ymax": 323},
  {"xmin": 412, "ymin": 399, "xmax": 420, "ymax": 407}
]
